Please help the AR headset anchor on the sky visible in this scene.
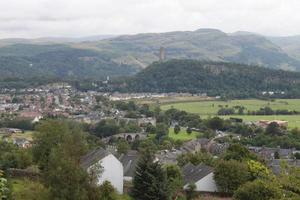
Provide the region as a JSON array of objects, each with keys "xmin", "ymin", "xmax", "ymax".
[{"xmin": 0, "ymin": 0, "xmax": 299, "ymax": 38}]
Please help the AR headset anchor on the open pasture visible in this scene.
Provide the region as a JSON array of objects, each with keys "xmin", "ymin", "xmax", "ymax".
[{"xmin": 161, "ymin": 99, "xmax": 300, "ymax": 128}]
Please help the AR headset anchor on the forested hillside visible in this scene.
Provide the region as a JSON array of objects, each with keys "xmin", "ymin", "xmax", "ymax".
[
  {"xmin": 0, "ymin": 44, "xmax": 138, "ymax": 84},
  {"xmin": 126, "ymin": 60, "xmax": 300, "ymax": 97}
]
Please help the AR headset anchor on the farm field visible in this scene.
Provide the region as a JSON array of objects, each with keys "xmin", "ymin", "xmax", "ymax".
[
  {"xmin": 161, "ymin": 99, "xmax": 300, "ymax": 128},
  {"xmin": 168, "ymin": 127, "xmax": 200, "ymax": 141}
]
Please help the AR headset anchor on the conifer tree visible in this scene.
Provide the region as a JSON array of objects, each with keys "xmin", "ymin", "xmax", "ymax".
[{"xmin": 132, "ymin": 149, "xmax": 169, "ymax": 200}]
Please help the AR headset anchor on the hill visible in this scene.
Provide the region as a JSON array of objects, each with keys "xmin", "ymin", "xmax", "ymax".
[
  {"xmin": 268, "ymin": 35, "xmax": 300, "ymax": 61},
  {"xmin": 80, "ymin": 28, "xmax": 300, "ymax": 71},
  {"xmin": 0, "ymin": 44, "xmax": 138, "ymax": 82},
  {"xmin": 126, "ymin": 60, "xmax": 300, "ymax": 97},
  {"xmin": 1, "ymin": 29, "xmax": 300, "ymax": 85}
]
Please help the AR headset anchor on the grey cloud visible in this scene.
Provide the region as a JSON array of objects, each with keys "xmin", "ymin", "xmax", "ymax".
[{"xmin": 0, "ymin": 0, "xmax": 299, "ymax": 38}]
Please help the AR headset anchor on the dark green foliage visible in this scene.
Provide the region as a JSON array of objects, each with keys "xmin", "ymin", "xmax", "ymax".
[
  {"xmin": 223, "ymin": 144, "xmax": 258, "ymax": 161},
  {"xmin": 165, "ymin": 165, "xmax": 183, "ymax": 199},
  {"xmin": 217, "ymin": 108, "xmax": 235, "ymax": 115},
  {"xmin": 177, "ymin": 151, "xmax": 214, "ymax": 167},
  {"xmin": 0, "ymin": 119, "xmax": 34, "ymax": 130},
  {"xmin": 214, "ymin": 160, "xmax": 251, "ymax": 194},
  {"xmin": 0, "ymin": 141, "xmax": 32, "ymax": 170},
  {"xmin": 206, "ymin": 117, "xmax": 224, "ymax": 130},
  {"xmin": 155, "ymin": 123, "xmax": 169, "ymax": 142},
  {"xmin": 126, "ymin": 60, "xmax": 300, "ymax": 98},
  {"xmin": 98, "ymin": 181, "xmax": 118, "ymax": 200},
  {"xmin": 265, "ymin": 122, "xmax": 283, "ymax": 136},
  {"xmin": 0, "ymin": 44, "xmax": 137, "ymax": 86},
  {"xmin": 233, "ymin": 180, "xmax": 282, "ymax": 200},
  {"xmin": 132, "ymin": 150, "xmax": 169, "ymax": 200},
  {"xmin": 186, "ymin": 127, "xmax": 192, "ymax": 135},
  {"xmin": 174, "ymin": 125, "xmax": 181, "ymax": 134},
  {"xmin": 94, "ymin": 120, "xmax": 120, "ymax": 138},
  {"xmin": 116, "ymin": 139, "xmax": 130, "ymax": 155},
  {"xmin": 185, "ymin": 183, "xmax": 197, "ymax": 200}
]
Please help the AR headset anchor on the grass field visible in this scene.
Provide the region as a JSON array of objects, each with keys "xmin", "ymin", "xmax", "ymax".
[
  {"xmin": 161, "ymin": 99, "xmax": 300, "ymax": 128},
  {"xmin": 168, "ymin": 128, "xmax": 200, "ymax": 141}
]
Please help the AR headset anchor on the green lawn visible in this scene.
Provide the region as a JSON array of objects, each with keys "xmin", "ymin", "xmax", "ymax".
[
  {"xmin": 168, "ymin": 128, "xmax": 200, "ymax": 141},
  {"xmin": 161, "ymin": 99, "xmax": 300, "ymax": 128}
]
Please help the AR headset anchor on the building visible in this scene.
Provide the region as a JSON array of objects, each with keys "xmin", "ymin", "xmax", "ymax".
[
  {"xmin": 182, "ymin": 163, "xmax": 218, "ymax": 193},
  {"xmin": 119, "ymin": 150, "xmax": 140, "ymax": 181},
  {"xmin": 181, "ymin": 138, "xmax": 210, "ymax": 153},
  {"xmin": 13, "ymin": 138, "xmax": 31, "ymax": 148},
  {"xmin": 80, "ymin": 148, "xmax": 124, "ymax": 194}
]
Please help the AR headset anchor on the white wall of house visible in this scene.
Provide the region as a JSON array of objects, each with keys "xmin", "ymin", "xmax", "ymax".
[
  {"xmin": 89, "ymin": 154, "xmax": 124, "ymax": 194},
  {"xmin": 184, "ymin": 172, "xmax": 218, "ymax": 192}
]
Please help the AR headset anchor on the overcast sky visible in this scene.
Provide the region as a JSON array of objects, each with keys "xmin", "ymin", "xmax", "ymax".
[{"xmin": 0, "ymin": 0, "xmax": 299, "ymax": 38}]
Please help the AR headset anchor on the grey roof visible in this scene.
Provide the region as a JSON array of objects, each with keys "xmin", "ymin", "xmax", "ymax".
[
  {"xmin": 119, "ymin": 150, "xmax": 140, "ymax": 177},
  {"xmin": 80, "ymin": 148, "xmax": 110, "ymax": 169},
  {"xmin": 182, "ymin": 163, "xmax": 214, "ymax": 185},
  {"xmin": 269, "ymin": 159, "xmax": 300, "ymax": 175}
]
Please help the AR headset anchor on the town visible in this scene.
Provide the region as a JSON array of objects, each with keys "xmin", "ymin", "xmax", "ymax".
[{"xmin": 1, "ymin": 83, "xmax": 300, "ymax": 200}]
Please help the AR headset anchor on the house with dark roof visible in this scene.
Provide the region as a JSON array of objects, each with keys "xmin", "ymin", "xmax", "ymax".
[
  {"xmin": 80, "ymin": 148, "xmax": 123, "ymax": 194},
  {"xmin": 268, "ymin": 159, "xmax": 300, "ymax": 175},
  {"xmin": 182, "ymin": 163, "xmax": 218, "ymax": 193},
  {"xmin": 119, "ymin": 150, "xmax": 140, "ymax": 181},
  {"xmin": 181, "ymin": 138, "xmax": 210, "ymax": 153}
]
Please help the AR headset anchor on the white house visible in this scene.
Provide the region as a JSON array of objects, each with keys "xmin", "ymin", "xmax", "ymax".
[
  {"xmin": 81, "ymin": 148, "xmax": 124, "ymax": 194},
  {"xmin": 182, "ymin": 163, "xmax": 218, "ymax": 193}
]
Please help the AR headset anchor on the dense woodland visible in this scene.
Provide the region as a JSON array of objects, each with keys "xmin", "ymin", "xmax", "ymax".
[{"xmin": 124, "ymin": 60, "xmax": 300, "ymax": 98}]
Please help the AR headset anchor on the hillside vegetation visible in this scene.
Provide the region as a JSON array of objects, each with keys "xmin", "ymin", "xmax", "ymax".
[
  {"xmin": 1, "ymin": 29, "xmax": 300, "ymax": 85},
  {"xmin": 126, "ymin": 59, "xmax": 300, "ymax": 97}
]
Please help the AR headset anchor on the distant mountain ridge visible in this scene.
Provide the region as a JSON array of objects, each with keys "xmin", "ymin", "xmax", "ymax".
[{"xmin": 1, "ymin": 28, "xmax": 300, "ymax": 82}]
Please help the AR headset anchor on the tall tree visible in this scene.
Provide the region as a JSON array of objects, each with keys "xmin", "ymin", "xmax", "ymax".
[
  {"xmin": 214, "ymin": 160, "xmax": 250, "ymax": 194},
  {"xmin": 132, "ymin": 149, "xmax": 169, "ymax": 200}
]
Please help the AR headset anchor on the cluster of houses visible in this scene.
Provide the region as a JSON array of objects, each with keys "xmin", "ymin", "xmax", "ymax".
[{"xmin": 81, "ymin": 147, "xmax": 219, "ymax": 194}]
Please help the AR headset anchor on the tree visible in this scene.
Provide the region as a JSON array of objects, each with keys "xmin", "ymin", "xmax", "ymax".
[
  {"xmin": 223, "ymin": 144, "xmax": 258, "ymax": 161},
  {"xmin": 265, "ymin": 122, "xmax": 282, "ymax": 136},
  {"xmin": 0, "ymin": 170, "xmax": 9, "ymax": 200},
  {"xmin": 186, "ymin": 183, "xmax": 197, "ymax": 200},
  {"xmin": 117, "ymin": 139, "xmax": 130, "ymax": 155},
  {"xmin": 177, "ymin": 151, "xmax": 214, "ymax": 167},
  {"xmin": 132, "ymin": 149, "xmax": 169, "ymax": 200},
  {"xmin": 94, "ymin": 120, "xmax": 119, "ymax": 138},
  {"xmin": 45, "ymin": 147, "xmax": 89, "ymax": 200},
  {"xmin": 214, "ymin": 160, "xmax": 250, "ymax": 194},
  {"xmin": 33, "ymin": 120, "xmax": 99, "ymax": 200},
  {"xmin": 247, "ymin": 160, "xmax": 271, "ymax": 180},
  {"xmin": 155, "ymin": 123, "xmax": 169, "ymax": 142},
  {"xmin": 99, "ymin": 181, "xmax": 118, "ymax": 200},
  {"xmin": 274, "ymin": 151, "xmax": 280, "ymax": 159},
  {"xmin": 32, "ymin": 120, "xmax": 70, "ymax": 170},
  {"xmin": 233, "ymin": 179, "xmax": 282, "ymax": 200},
  {"xmin": 207, "ymin": 117, "xmax": 224, "ymax": 130},
  {"xmin": 186, "ymin": 127, "xmax": 192, "ymax": 135},
  {"xmin": 165, "ymin": 165, "xmax": 183, "ymax": 199},
  {"xmin": 174, "ymin": 125, "xmax": 181, "ymax": 134}
]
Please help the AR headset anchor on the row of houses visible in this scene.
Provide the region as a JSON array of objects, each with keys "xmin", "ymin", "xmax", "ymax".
[{"xmin": 80, "ymin": 148, "xmax": 219, "ymax": 194}]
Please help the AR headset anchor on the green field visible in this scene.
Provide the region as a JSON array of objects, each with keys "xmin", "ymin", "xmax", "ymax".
[
  {"xmin": 168, "ymin": 128, "xmax": 200, "ymax": 141},
  {"xmin": 161, "ymin": 99, "xmax": 300, "ymax": 128}
]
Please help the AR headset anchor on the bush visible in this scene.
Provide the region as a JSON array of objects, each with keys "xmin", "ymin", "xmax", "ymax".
[{"xmin": 233, "ymin": 180, "xmax": 282, "ymax": 200}]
